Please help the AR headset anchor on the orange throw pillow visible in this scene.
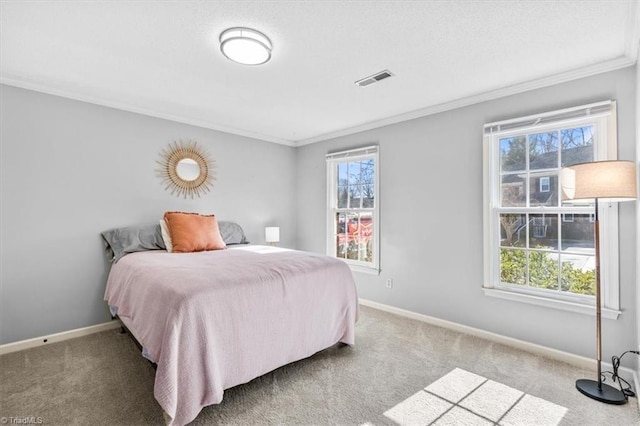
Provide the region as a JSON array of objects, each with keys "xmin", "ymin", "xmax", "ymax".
[{"xmin": 163, "ymin": 212, "xmax": 226, "ymax": 253}]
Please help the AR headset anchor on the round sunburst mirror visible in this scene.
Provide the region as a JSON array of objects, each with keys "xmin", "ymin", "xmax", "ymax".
[{"xmin": 157, "ymin": 140, "xmax": 216, "ymax": 198}]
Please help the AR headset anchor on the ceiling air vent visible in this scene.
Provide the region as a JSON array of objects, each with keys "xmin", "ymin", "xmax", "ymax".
[{"xmin": 355, "ymin": 69, "xmax": 394, "ymax": 87}]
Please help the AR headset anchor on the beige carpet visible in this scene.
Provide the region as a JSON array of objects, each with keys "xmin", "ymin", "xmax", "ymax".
[{"xmin": 1, "ymin": 305, "xmax": 638, "ymax": 425}]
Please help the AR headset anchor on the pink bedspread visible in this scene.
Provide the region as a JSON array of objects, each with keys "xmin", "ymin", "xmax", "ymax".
[{"xmin": 104, "ymin": 246, "xmax": 358, "ymax": 425}]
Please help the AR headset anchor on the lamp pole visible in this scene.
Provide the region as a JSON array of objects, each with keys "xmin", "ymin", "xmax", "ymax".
[
  {"xmin": 574, "ymin": 195, "xmax": 625, "ymax": 403},
  {"xmin": 594, "ymin": 197, "xmax": 603, "ymax": 391},
  {"xmin": 562, "ymin": 160, "xmax": 637, "ymax": 404}
]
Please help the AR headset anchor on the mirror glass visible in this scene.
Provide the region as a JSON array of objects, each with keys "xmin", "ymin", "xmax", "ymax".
[{"xmin": 176, "ymin": 158, "xmax": 201, "ymax": 181}]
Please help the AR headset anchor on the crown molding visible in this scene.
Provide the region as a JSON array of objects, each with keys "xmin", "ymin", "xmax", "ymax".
[
  {"xmin": 2, "ymin": 54, "xmax": 635, "ymax": 150},
  {"xmin": 295, "ymin": 56, "xmax": 635, "ymax": 147},
  {"xmin": 0, "ymin": 75, "xmax": 296, "ymax": 147}
]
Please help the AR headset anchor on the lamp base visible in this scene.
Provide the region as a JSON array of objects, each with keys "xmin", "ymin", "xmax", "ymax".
[{"xmin": 576, "ymin": 379, "xmax": 627, "ymax": 404}]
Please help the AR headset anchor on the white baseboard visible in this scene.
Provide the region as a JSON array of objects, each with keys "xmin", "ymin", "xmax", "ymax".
[
  {"xmin": 0, "ymin": 320, "xmax": 122, "ymax": 356},
  {"xmin": 359, "ymin": 298, "xmax": 638, "ymax": 385}
]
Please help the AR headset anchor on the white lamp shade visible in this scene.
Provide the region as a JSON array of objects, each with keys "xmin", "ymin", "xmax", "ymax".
[
  {"xmin": 265, "ymin": 227, "xmax": 280, "ymax": 243},
  {"xmin": 561, "ymin": 160, "xmax": 637, "ymax": 202}
]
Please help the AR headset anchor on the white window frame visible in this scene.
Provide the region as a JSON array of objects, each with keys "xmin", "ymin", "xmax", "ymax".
[
  {"xmin": 483, "ymin": 101, "xmax": 621, "ymax": 319},
  {"xmin": 326, "ymin": 145, "xmax": 380, "ymax": 274}
]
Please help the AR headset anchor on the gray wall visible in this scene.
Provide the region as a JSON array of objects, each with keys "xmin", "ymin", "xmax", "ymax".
[
  {"xmin": 0, "ymin": 85, "xmax": 297, "ymax": 345},
  {"xmin": 2, "ymin": 67, "xmax": 637, "ymax": 361},
  {"xmin": 295, "ymin": 67, "xmax": 637, "ymax": 361}
]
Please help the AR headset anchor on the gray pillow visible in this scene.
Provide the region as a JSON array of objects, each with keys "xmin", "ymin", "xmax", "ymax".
[
  {"xmin": 101, "ymin": 224, "xmax": 166, "ymax": 262},
  {"xmin": 218, "ymin": 221, "xmax": 249, "ymax": 245}
]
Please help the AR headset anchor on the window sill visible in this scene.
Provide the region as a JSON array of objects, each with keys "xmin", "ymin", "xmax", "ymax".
[
  {"xmin": 336, "ymin": 255, "xmax": 380, "ymax": 275},
  {"xmin": 342, "ymin": 261, "xmax": 380, "ymax": 275},
  {"xmin": 483, "ymin": 288, "xmax": 621, "ymax": 319}
]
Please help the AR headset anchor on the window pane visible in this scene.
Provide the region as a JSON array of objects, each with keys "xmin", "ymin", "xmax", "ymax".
[
  {"xmin": 501, "ymin": 175, "xmax": 526, "ymax": 207},
  {"xmin": 561, "ymin": 214, "xmax": 594, "ymax": 251},
  {"xmin": 345, "ymin": 212, "xmax": 359, "ymax": 260},
  {"xmin": 560, "ymin": 214, "xmax": 595, "ymax": 296},
  {"xmin": 500, "ymin": 214, "xmax": 526, "ymax": 247},
  {"xmin": 529, "ymin": 214, "xmax": 558, "ymax": 250},
  {"xmin": 335, "ymin": 236, "xmax": 345, "ymax": 258},
  {"xmin": 529, "ymin": 251, "xmax": 559, "ymax": 290},
  {"xmin": 338, "ymin": 212, "xmax": 375, "ymax": 263},
  {"xmin": 358, "ymin": 212, "xmax": 373, "ymax": 262},
  {"xmin": 335, "ymin": 212, "xmax": 346, "ymax": 234},
  {"xmin": 500, "ymin": 248, "xmax": 526, "ymax": 285},
  {"xmin": 561, "ymin": 126, "xmax": 594, "ymax": 166},
  {"xmin": 530, "ymin": 173, "xmax": 558, "ymax": 207},
  {"xmin": 338, "ymin": 163, "xmax": 348, "ymax": 185},
  {"xmin": 349, "ymin": 185, "xmax": 363, "ymax": 209},
  {"xmin": 361, "ymin": 159, "xmax": 374, "ymax": 185},
  {"xmin": 348, "ymin": 162, "xmax": 361, "ymax": 185},
  {"xmin": 335, "ymin": 213, "xmax": 347, "ymax": 259},
  {"xmin": 529, "ymin": 132, "xmax": 558, "ymax": 170},
  {"xmin": 363, "ymin": 184, "xmax": 374, "ymax": 208},
  {"xmin": 500, "ymin": 136, "xmax": 526, "ymax": 172},
  {"xmin": 560, "ymin": 254, "xmax": 595, "ymax": 295},
  {"xmin": 338, "ymin": 186, "xmax": 348, "ymax": 208}
]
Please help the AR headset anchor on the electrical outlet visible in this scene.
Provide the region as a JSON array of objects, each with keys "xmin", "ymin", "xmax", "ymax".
[{"xmin": 386, "ymin": 278, "xmax": 393, "ymax": 289}]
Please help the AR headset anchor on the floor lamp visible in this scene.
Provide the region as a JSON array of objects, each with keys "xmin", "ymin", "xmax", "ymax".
[{"xmin": 560, "ymin": 160, "xmax": 637, "ymax": 404}]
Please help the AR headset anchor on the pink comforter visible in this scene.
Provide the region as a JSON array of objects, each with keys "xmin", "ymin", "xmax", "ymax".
[{"xmin": 104, "ymin": 246, "xmax": 358, "ymax": 425}]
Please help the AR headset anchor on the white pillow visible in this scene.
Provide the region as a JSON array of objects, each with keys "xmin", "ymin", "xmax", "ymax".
[{"xmin": 159, "ymin": 219, "xmax": 173, "ymax": 252}]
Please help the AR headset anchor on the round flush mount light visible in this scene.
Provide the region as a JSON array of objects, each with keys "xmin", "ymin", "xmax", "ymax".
[{"xmin": 219, "ymin": 27, "xmax": 272, "ymax": 65}]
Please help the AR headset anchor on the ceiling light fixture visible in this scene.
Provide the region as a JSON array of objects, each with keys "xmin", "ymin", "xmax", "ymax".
[{"xmin": 219, "ymin": 27, "xmax": 272, "ymax": 65}]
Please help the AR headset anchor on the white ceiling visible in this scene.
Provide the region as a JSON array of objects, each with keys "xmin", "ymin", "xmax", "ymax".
[{"xmin": 1, "ymin": 1, "xmax": 638, "ymax": 146}]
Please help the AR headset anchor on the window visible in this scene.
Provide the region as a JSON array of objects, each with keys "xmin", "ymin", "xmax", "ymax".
[
  {"xmin": 326, "ymin": 146, "xmax": 379, "ymax": 273},
  {"xmin": 539, "ymin": 176, "xmax": 550, "ymax": 192},
  {"xmin": 483, "ymin": 101, "xmax": 621, "ymax": 317}
]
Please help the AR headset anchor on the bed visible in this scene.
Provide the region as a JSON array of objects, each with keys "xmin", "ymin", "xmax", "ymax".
[{"xmin": 104, "ymin": 244, "xmax": 358, "ymax": 425}]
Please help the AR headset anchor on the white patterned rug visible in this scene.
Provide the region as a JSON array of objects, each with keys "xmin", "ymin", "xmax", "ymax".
[{"xmin": 383, "ymin": 368, "xmax": 567, "ymax": 426}]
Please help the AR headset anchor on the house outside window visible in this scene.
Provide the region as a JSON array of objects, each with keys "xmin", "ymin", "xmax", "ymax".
[
  {"xmin": 483, "ymin": 101, "xmax": 621, "ymax": 317},
  {"xmin": 326, "ymin": 146, "xmax": 379, "ymax": 274}
]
